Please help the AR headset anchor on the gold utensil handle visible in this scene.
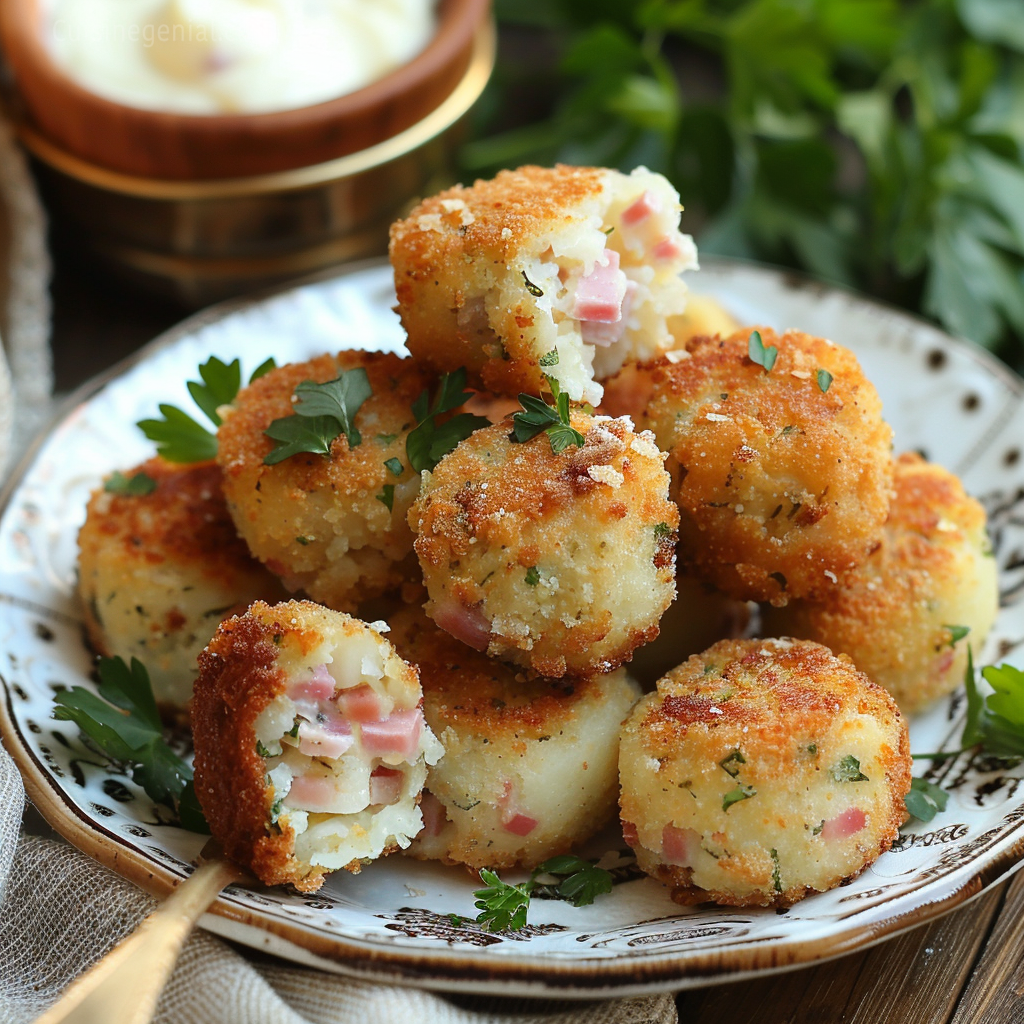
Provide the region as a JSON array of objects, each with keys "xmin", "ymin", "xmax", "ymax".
[{"xmin": 34, "ymin": 857, "xmax": 239, "ymax": 1024}]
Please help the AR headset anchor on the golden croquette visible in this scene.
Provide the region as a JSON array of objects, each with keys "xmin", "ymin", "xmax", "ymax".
[
  {"xmin": 216, "ymin": 351, "xmax": 437, "ymax": 612},
  {"xmin": 764, "ymin": 452, "xmax": 999, "ymax": 714},
  {"xmin": 191, "ymin": 600, "xmax": 443, "ymax": 891},
  {"xmin": 642, "ymin": 327, "xmax": 894, "ymax": 605},
  {"xmin": 77, "ymin": 457, "xmax": 280, "ymax": 711},
  {"xmin": 389, "ymin": 605, "xmax": 641, "ymax": 871},
  {"xmin": 408, "ymin": 413, "xmax": 679, "ymax": 678},
  {"xmin": 389, "ymin": 164, "xmax": 697, "ymax": 406},
  {"xmin": 619, "ymin": 638, "xmax": 911, "ymax": 908}
]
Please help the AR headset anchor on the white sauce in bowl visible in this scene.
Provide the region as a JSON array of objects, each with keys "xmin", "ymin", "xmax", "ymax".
[{"xmin": 43, "ymin": 0, "xmax": 437, "ymax": 115}]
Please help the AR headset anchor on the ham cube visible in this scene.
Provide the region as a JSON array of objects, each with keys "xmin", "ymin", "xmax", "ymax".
[
  {"xmin": 621, "ymin": 190, "xmax": 660, "ymax": 226},
  {"xmin": 653, "ymin": 235, "xmax": 687, "ymax": 261},
  {"xmin": 297, "ymin": 719, "xmax": 353, "ymax": 758},
  {"xmin": 360, "ymin": 709, "xmax": 423, "ymax": 760},
  {"xmin": 572, "ymin": 249, "xmax": 628, "ymax": 323},
  {"xmin": 433, "ymin": 598, "xmax": 491, "ymax": 652},
  {"xmin": 286, "ymin": 772, "xmax": 336, "ymax": 812},
  {"xmin": 337, "ymin": 684, "xmax": 384, "ymax": 723},
  {"xmin": 662, "ymin": 823, "xmax": 701, "ymax": 866},
  {"xmin": 419, "ymin": 790, "xmax": 449, "ymax": 836},
  {"xmin": 289, "ymin": 663, "xmax": 336, "ymax": 702},
  {"xmin": 581, "ymin": 280, "xmax": 636, "ymax": 347},
  {"xmin": 502, "ymin": 813, "xmax": 538, "ymax": 837},
  {"xmin": 821, "ymin": 807, "xmax": 867, "ymax": 842},
  {"xmin": 368, "ymin": 766, "xmax": 404, "ymax": 806}
]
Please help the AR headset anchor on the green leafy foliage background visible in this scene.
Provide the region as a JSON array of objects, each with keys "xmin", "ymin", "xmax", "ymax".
[{"xmin": 465, "ymin": 0, "xmax": 1024, "ymax": 367}]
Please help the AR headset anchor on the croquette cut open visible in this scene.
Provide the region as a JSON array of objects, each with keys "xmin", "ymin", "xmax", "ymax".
[
  {"xmin": 389, "ymin": 604, "xmax": 641, "ymax": 871},
  {"xmin": 77, "ymin": 457, "xmax": 281, "ymax": 711},
  {"xmin": 619, "ymin": 638, "xmax": 911, "ymax": 908},
  {"xmin": 409, "ymin": 413, "xmax": 679, "ymax": 677},
  {"xmin": 191, "ymin": 600, "xmax": 444, "ymax": 891},
  {"xmin": 216, "ymin": 351, "xmax": 435, "ymax": 612},
  {"xmin": 642, "ymin": 326, "xmax": 895, "ymax": 605},
  {"xmin": 765, "ymin": 452, "xmax": 999, "ymax": 714},
  {"xmin": 390, "ymin": 164, "xmax": 698, "ymax": 406}
]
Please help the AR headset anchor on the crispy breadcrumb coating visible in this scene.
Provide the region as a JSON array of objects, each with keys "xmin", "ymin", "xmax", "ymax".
[
  {"xmin": 765, "ymin": 453, "xmax": 998, "ymax": 713},
  {"xmin": 216, "ymin": 352, "xmax": 435, "ymax": 611},
  {"xmin": 77, "ymin": 457, "xmax": 280, "ymax": 711},
  {"xmin": 619, "ymin": 638, "xmax": 911, "ymax": 908},
  {"xmin": 642, "ymin": 327, "xmax": 894, "ymax": 605},
  {"xmin": 408, "ymin": 413, "xmax": 679, "ymax": 677},
  {"xmin": 191, "ymin": 600, "xmax": 442, "ymax": 891},
  {"xmin": 390, "ymin": 164, "xmax": 697, "ymax": 405}
]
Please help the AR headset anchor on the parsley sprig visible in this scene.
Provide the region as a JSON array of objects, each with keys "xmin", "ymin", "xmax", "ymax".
[
  {"xmin": 510, "ymin": 376, "xmax": 586, "ymax": 454},
  {"xmin": 53, "ymin": 656, "xmax": 208, "ymax": 833},
  {"xmin": 406, "ymin": 368, "xmax": 489, "ymax": 473},
  {"xmin": 138, "ymin": 356, "xmax": 276, "ymax": 464},
  {"xmin": 747, "ymin": 330, "xmax": 778, "ymax": 373},
  {"xmin": 104, "ymin": 471, "xmax": 157, "ymax": 496},
  {"xmin": 473, "ymin": 855, "xmax": 615, "ymax": 932},
  {"xmin": 263, "ymin": 368, "xmax": 372, "ymax": 465}
]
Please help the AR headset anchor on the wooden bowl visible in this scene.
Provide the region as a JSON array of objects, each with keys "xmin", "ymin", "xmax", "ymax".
[{"xmin": 0, "ymin": 0, "xmax": 488, "ymax": 180}]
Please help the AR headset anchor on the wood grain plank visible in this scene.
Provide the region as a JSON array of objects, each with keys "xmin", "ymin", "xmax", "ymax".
[
  {"xmin": 948, "ymin": 872, "xmax": 1024, "ymax": 1023},
  {"xmin": 678, "ymin": 886, "xmax": 1005, "ymax": 1024}
]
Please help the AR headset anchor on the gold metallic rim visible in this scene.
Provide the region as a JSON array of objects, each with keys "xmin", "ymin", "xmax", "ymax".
[{"xmin": 15, "ymin": 20, "xmax": 495, "ymax": 201}]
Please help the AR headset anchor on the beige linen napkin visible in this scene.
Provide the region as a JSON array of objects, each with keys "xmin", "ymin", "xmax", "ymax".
[
  {"xmin": 0, "ymin": 745, "xmax": 677, "ymax": 1024},
  {"xmin": 0, "ymin": 112, "xmax": 52, "ymax": 477}
]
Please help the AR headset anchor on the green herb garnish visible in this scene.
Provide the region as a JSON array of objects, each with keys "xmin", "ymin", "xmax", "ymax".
[
  {"xmin": 829, "ymin": 755, "xmax": 869, "ymax": 783},
  {"xmin": 722, "ymin": 783, "xmax": 756, "ymax": 811},
  {"xmin": 816, "ymin": 369, "xmax": 833, "ymax": 393},
  {"xmin": 521, "ymin": 270, "xmax": 545, "ymax": 297},
  {"xmin": 377, "ymin": 485, "xmax": 395, "ymax": 512},
  {"xmin": 770, "ymin": 848, "xmax": 782, "ymax": 893},
  {"xmin": 904, "ymin": 777, "xmax": 950, "ymax": 823},
  {"xmin": 944, "ymin": 624, "xmax": 971, "ymax": 647},
  {"xmin": 53, "ymin": 656, "xmax": 207, "ymax": 831},
  {"xmin": 747, "ymin": 330, "xmax": 777, "ymax": 373},
  {"xmin": 263, "ymin": 368, "xmax": 372, "ymax": 465},
  {"xmin": 384, "ymin": 457, "xmax": 404, "ymax": 477},
  {"xmin": 653, "ymin": 522, "xmax": 673, "ymax": 540},
  {"xmin": 539, "ymin": 349, "xmax": 559, "ymax": 367},
  {"xmin": 525, "ymin": 566, "xmax": 540, "ymax": 586},
  {"xmin": 719, "ymin": 750, "xmax": 746, "ymax": 777},
  {"xmin": 104, "ymin": 471, "xmax": 157, "ymax": 496},
  {"xmin": 510, "ymin": 376, "xmax": 585, "ymax": 454},
  {"xmin": 473, "ymin": 855, "xmax": 615, "ymax": 932},
  {"xmin": 406, "ymin": 368, "xmax": 489, "ymax": 473}
]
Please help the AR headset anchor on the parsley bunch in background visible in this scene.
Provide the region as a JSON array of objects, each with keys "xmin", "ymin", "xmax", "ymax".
[{"xmin": 466, "ymin": 0, "xmax": 1024, "ymax": 369}]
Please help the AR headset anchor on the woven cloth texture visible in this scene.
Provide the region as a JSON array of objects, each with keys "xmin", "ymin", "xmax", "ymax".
[{"xmin": 0, "ymin": 749, "xmax": 677, "ymax": 1024}]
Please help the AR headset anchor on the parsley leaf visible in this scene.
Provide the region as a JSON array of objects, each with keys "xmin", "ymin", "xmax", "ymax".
[
  {"xmin": 263, "ymin": 368, "xmax": 373, "ymax": 465},
  {"xmin": 747, "ymin": 329, "xmax": 778, "ymax": 372},
  {"xmin": 138, "ymin": 404, "xmax": 218, "ymax": 464},
  {"xmin": 510, "ymin": 377, "xmax": 585, "ymax": 453},
  {"xmin": 384, "ymin": 457, "xmax": 404, "ymax": 477},
  {"xmin": 904, "ymin": 777, "xmax": 950, "ymax": 823},
  {"xmin": 770, "ymin": 848, "xmax": 782, "ymax": 894},
  {"xmin": 719, "ymin": 750, "xmax": 746, "ymax": 777},
  {"xmin": 816, "ymin": 369, "xmax": 833, "ymax": 393},
  {"xmin": 945, "ymin": 624, "xmax": 971, "ymax": 647},
  {"xmin": 104, "ymin": 471, "xmax": 157, "ymax": 496},
  {"xmin": 829, "ymin": 755, "xmax": 869, "ymax": 783},
  {"xmin": 473, "ymin": 855, "xmax": 616, "ymax": 931},
  {"xmin": 377, "ymin": 484, "xmax": 395, "ymax": 512},
  {"xmin": 722, "ymin": 783, "xmax": 756, "ymax": 811},
  {"xmin": 473, "ymin": 869, "xmax": 532, "ymax": 932},
  {"xmin": 53, "ymin": 656, "xmax": 206, "ymax": 830},
  {"xmin": 406, "ymin": 369, "xmax": 489, "ymax": 473},
  {"xmin": 525, "ymin": 566, "xmax": 540, "ymax": 586},
  {"xmin": 249, "ymin": 357, "xmax": 277, "ymax": 383},
  {"xmin": 138, "ymin": 355, "xmax": 275, "ymax": 463},
  {"xmin": 539, "ymin": 349, "xmax": 559, "ymax": 367}
]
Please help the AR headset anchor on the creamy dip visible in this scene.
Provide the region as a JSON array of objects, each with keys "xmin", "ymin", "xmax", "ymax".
[{"xmin": 44, "ymin": 0, "xmax": 437, "ymax": 115}]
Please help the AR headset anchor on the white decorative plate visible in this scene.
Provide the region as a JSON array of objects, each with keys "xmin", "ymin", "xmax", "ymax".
[{"xmin": 3, "ymin": 258, "xmax": 1024, "ymax": 998}]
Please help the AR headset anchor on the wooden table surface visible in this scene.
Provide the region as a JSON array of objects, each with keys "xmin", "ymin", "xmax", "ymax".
[{"xmin": 45, "ymin": 244, "xmax": 1024, "ymax": 1024}]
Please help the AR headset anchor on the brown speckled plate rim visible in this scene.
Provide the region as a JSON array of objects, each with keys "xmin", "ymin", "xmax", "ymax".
[{"xmin": 3, "ymin": 256, "xmax": 1024, "ymax": 998}]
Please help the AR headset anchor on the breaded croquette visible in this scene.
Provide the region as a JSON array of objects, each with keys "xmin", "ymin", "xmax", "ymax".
[
  {"xmin": 409, "ymin": 414, "xmax": 679, "ymax": 677},
  {"xmin": 191, "ymin": 600, "xmax": 443, "ymax": 891},
  {"xmin": 643, "ymin": 327, "xmax": 894, "ymax": 605},
  {"xmin": 216, "ymin": 351, "xmax": 435, "ymax": 612},
  {"xmin": 77, "ymin": 457, "xmax": 280, "ymax": 711},
  {"xmin": 619, "ymin": 638, "xmax": 911, "ymax": 908},
  {"xmin": 390, "ymin": 165, "xmax": 697, "ymax": 406},
  {"xmin": 389, "ymin": 604, "xmax": 641, "ymax": 870},
  {"xmin": 764, "ymin": 453, "xmax": 999, "ymax": 714}
]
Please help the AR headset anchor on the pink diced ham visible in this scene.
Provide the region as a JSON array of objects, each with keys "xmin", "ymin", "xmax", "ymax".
[
  {"xmin": 368, "ymin": 766, "xmax": 404, "ymax": 806},
  {"xmin": 652, "ymin": 235, "xmax": 688, "ymax": 261},
  {"xmin": 581, "ymin": 280, "xmax": 636, "ymax": 348},
  {"xmin": 337, "ymin": 684, "xmax": 384, "ymax": 723},
  {"xmin": 572, "ymin": 249, "xmax": 628, "ymax": 323},
  {"xmin": 621, "ymin": 820, "xmax": 639, "ymax": 848},
  {"xmin": 285, "ymin": 773, "xmax": 336, "ymax": 812},
  {"xmin": 433, "ymin": 599, "xmax": 491, "ymax": 652},
  {"xmin": 621, "ymin": 190, "xmax": 660, "ymax": 226},
  {"xmin": 498, "ymin": 780, "xmax": 538, "ymax": 836},
  {"xmin": 359, "ymin": 708, "xmax": 423, "ymax": 760},
  {"xmin": 297, "ymin": 717, "xmax": 353, "ymax": 758},
  {"xmin": 289, "ymin": 663, "xmax": 336, "ymax": 702},
  {"xmin": 419, "ymin": 790, "xmax": 449, "ymax": 837},
  {"xmin": 662, "ymin": 823, "xmax": 701, "ymax": 866},
  {"xmin": 821, "ymin": 807, "xmax": 867, "ymax": 842}
]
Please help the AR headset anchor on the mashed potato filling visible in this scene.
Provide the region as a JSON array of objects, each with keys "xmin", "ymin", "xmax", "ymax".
[{"xmin": 253, "ymin": 628, "xmax": 443, "ymax": 870}]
